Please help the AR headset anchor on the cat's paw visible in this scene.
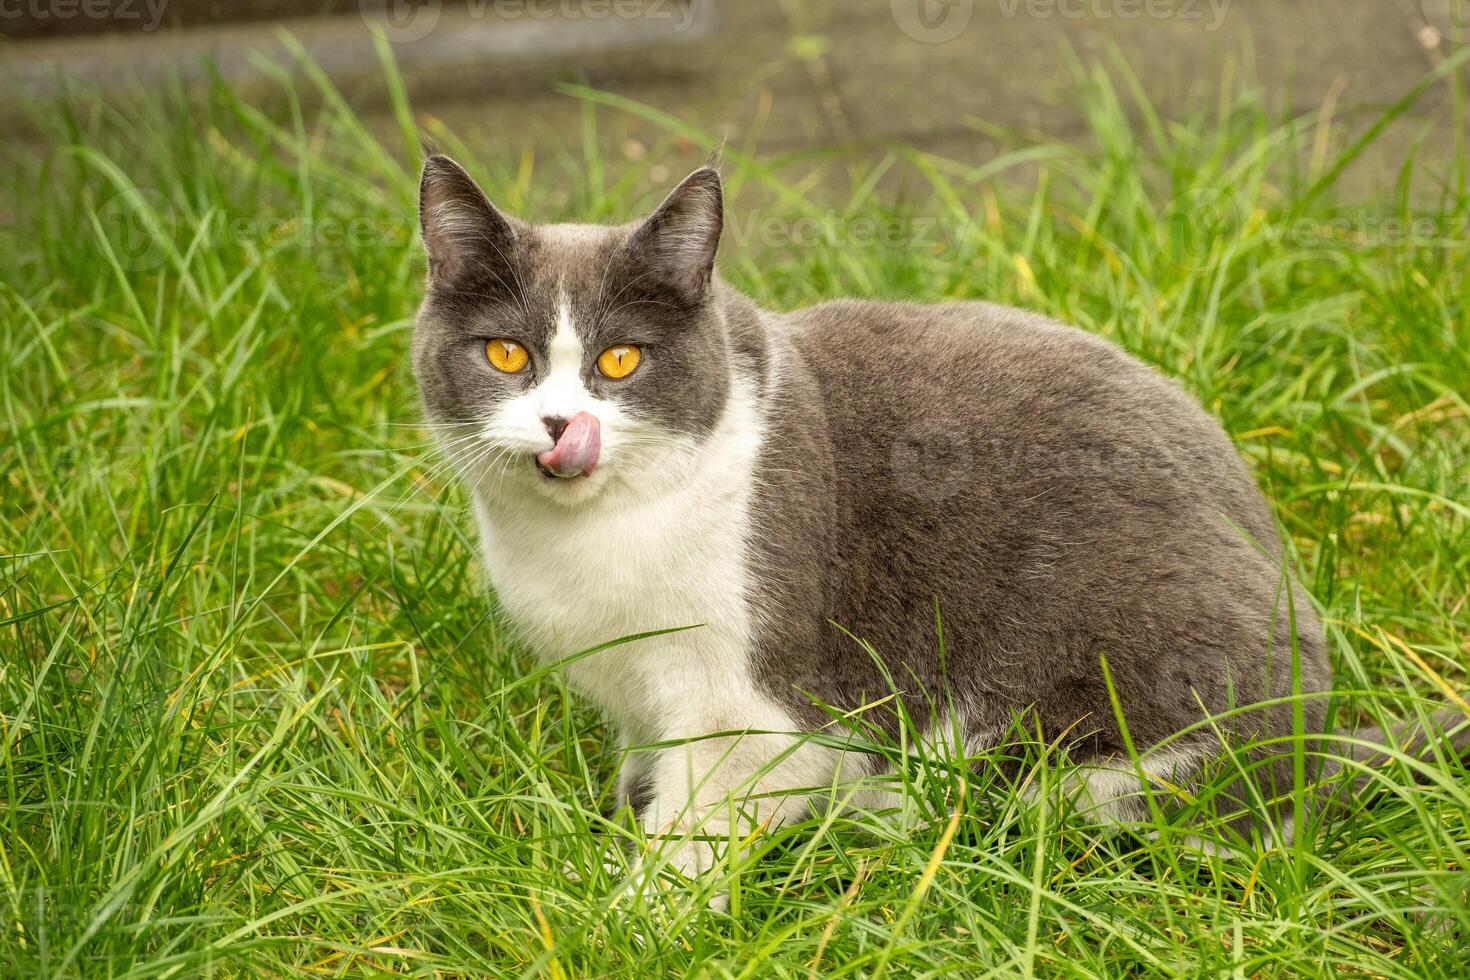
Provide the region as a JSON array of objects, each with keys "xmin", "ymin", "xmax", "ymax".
[
  {"xmin": 622, "ymin": 865, "xmax": 730, "ymax": 913},
  {"xmin": 621, "ymin": 836, "xmax": 730, "ymax": 912}
]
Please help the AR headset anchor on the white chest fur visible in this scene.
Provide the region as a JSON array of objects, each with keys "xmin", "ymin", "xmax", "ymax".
[{"xmin": 472, "ymin": 381, "xmax": 769, "ymax": 740}]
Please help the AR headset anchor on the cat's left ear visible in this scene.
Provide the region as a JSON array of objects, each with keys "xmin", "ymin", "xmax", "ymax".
[{"xmin": 628, "ymin": 167, "xmax": 723, "ymax": 304}]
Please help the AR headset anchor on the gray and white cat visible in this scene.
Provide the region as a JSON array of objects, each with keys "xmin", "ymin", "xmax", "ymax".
[{"xmin": 410, "ymin": 156, "xmax": 1458, "ymax": 898}]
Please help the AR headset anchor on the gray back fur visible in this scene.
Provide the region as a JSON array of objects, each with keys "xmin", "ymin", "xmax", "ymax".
[{"xmin": 750, "ymin": 297, "xmax": 1329, "ymax": 768}]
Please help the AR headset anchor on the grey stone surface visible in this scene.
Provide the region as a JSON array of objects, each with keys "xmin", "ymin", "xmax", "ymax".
[{"xmin": 5, "ymin": 1, "xmax": 1464, "ymax": 194}]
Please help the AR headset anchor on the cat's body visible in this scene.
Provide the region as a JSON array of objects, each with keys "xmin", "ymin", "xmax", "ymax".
[
  {"xmin": 745, "ymin": 295, "xmax": 1326, "ymax": 750},
  {"xmin": 413, "ymin": 157, "xmax": 1346, "ymax": 892},
  {"xmin": 473, "ymin": 283, "xmax": 1330, "ymax": 825}
]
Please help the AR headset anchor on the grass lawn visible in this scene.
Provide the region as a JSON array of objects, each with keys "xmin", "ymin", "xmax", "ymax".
[{"xmin": 4, "ymin": 40, "xmax": 1470, "ymax": 977}]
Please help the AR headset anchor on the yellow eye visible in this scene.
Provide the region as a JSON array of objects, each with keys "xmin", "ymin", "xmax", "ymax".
[
  {"xmin": 486, "ymin": 338, "xmax": 529, "ymax": 373},
  {"xmin": 597, "ymin": 344, "xmax": 642, "ymax": 379}
]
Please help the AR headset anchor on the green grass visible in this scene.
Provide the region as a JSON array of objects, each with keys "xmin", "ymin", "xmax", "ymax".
[{"xmin": 4, "ymin": 40, "xmax": 1470, "ymax": 977}]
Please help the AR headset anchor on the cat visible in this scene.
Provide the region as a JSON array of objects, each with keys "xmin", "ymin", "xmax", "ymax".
[{"xmin": 410, "ymin": 155, "xmax": 1463, "ymax": 904}]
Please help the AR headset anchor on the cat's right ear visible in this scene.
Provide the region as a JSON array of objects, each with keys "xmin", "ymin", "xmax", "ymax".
[{"xmin": 419, "ymin": 154, "xmax": 519, "ymax": 287}]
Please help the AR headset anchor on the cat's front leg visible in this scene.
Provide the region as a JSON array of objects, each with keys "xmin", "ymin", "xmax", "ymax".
[
  {"xmin": 628, "ymin": 722, "xmax": 835, "ymax": 909},
  {"xmin": 615, "ymin": 728, "xmax": 654, "ymax": 814}
]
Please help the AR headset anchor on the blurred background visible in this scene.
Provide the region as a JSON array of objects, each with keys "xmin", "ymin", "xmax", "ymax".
[{"xmin": 5, "ymin": 0, "xmax": 1466, "ymax": 197}]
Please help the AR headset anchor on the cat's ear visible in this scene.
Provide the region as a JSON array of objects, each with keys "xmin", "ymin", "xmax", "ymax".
[
  {"xmin": 419, "ymin": 154, "xmax": 519, "ymax": 287},
  {"xmin": 627, "ymin": 167, "xmax": 723, "ymax": 304}
]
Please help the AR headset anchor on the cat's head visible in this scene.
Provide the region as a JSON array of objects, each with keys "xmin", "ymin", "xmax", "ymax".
[{"xmin": 411, "ymin": 155, "xmax": 733, "ymax": 507}]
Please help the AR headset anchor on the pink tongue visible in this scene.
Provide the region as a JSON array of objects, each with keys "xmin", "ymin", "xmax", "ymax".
[{"xmin": 537, "ymin": 411, "xmax": 601, "ymax": 477}]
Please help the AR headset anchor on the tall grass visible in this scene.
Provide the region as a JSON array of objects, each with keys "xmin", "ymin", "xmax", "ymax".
[{"xmin": 2, "ymin": 40, "xmax": 1468, "ymax": 976}]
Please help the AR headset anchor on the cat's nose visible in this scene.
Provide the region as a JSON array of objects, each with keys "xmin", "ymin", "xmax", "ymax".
[{"xmin": 542, "ymin": 416, "xmax": 569, "ymax": 443}]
